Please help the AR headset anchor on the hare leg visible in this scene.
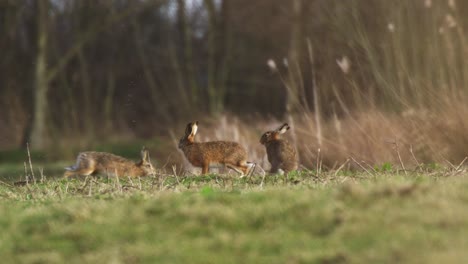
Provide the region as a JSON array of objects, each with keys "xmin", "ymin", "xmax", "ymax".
[
  {"xmin": 246, "ymin": 162, "xmax": 256, "ymax": 177},
  {"xmin": 270, "ymin": 165, "xmax": 280, "ymax": 174},
  {"xmin": 64, "ymin": 168, "xmax": 94, "ymax": 178},
  {"xmin": 225, "ymin": 164, "xmax": 245, "ymax": 177},
  {"xmin": 64, "ymin": 171, "xmax": 75, "ymax": 178},
  {"xmin": 201, "ymin": 164, "xmax": 209, "ymax": 175}
]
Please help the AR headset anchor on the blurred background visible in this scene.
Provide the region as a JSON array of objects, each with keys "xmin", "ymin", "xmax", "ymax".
[{"xmin": 1, "ymin": 0, "xmax": 467, "ymax": 176}]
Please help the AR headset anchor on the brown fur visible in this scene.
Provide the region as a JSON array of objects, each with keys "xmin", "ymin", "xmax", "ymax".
[
  {"xmin": 260, "ymin": 123, "xmax": 298, "ymax": 174},
  {"xmin": 64, "ymin": 147, "xmax": 155, "ymax": 178},
  {"xmin": 178, "ymin": 121, "xmax": 254, "ymax": 176}
]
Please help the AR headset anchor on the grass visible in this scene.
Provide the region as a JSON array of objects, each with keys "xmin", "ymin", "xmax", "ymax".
[{"xmin": 0, "ymin": 167, "xmax": 468, "ymax": 263}]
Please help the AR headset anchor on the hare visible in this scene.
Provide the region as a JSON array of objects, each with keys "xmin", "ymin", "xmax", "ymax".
[
  {"xmin": 64, "ymin": 147, "xmax": 156, "ymax": 178},
  {"xmin": 178, "ymin": 121, "xmax": 255, "ymax": 177},
  {"xmin": 260, "ymin": 123, "xmax": 298, "ymax": 174}
]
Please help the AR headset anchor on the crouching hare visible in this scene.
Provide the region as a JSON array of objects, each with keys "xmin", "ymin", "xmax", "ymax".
[
  {"xmin": 178, "ymin": 121, "xmax": 255, "ymax": 177},
  {"xmin": 64, "ymin": 147, "xmax": 156, "ymax": 178},
  {"xmin": 260, "ymin": 123, "xmax": 298, "ymax": 174}
]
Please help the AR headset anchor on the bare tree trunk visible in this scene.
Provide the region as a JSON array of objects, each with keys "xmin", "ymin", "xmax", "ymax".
[
  {"xmin": 216, "ymin": 0, "xmax": 232, "ymax": 113},
  {"xmin": 56, "ymin": 45, "xmax": 79, "ymax": 134},
  {"xmin": 204, "ymin": 0, "xmax": 219, "ymax": 114},
  {"xmin": 30, "ymin": 0, "xmax": 49, "ymax": 150},
  {"xmin": 168, "ymin": 38, "xmax": 190, "ymax": 114},
  {"xmin": 104, "ymin": 69, "xmax": 116, "ymax": 131},
  {"xmin": 177, "ymin": 0, "xmax": 199, "ymax": 108},
  {"xmin": 286, "ymin": 0, "xmax": 305, "ymax": 114},
  {"xmin": 77, "ymin": 48, "xmax": 95, "ymax": 138},
  {"xmin": 132, "ymin": 19, "xmax": 170, "ymax": 121}
]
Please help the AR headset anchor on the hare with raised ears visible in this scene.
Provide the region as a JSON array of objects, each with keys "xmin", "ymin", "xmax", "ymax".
[
  {"xmin": 178, "ymin": 121, "xmax": 255, "ymax": 177},
  {"xmin": 260, "ymin": 123, "xmax": 298, "ymax": 174},
  {"xmin": 64, "ymin": 147, "xmax": 156, "ymax": 178}
]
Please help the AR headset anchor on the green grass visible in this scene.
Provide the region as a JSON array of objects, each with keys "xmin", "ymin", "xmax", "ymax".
[{"xmin": 0, "ymin": 169, "xmax": 467, "ymax": 263}]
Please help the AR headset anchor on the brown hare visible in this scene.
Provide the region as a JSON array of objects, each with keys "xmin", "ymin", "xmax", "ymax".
[
  {"xmin": 178, "ymin": 121, "xmax": 255, "ymax": 177},
  {"xmin": 64, "ymin": 147, "xmax": 156, "ymax": 178},
  {"xmin": 260, "ymin": 123, "xmax": 298, "ymax": 174}
]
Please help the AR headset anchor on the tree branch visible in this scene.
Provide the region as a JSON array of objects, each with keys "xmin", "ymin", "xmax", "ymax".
[{"xmin": 46, "ymin": 0, "xmax": 165, "ymax": 83}]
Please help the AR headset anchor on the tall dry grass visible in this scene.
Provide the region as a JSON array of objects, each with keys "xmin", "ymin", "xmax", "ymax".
[
  {"xmin": 186, "ymin": 106, "xmax": 467, "ymax": 172},
  {"xmin": 304, "ymin": 0, "xmax": 468, "ymax": 112},
  {"xmin": 283, "ymin": 1, "xmax": 468, "ymax": 169},
  {"xmin": 194, "ymin": 1, "xmax": 468, "ymax": 171}
]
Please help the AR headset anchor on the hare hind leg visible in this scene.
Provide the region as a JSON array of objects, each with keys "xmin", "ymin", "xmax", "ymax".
[
  {"xmin": 239, "ymin": 161, "xmax": 256, "ymax": 177},
  {"xmin": 226, "ymin": 161, "xmax": 255, "ymax": 178},
  {"xmin": 246, "ymin": 162, "xmax": 256, "ymax": 177},
  {"xmin": 64, "ymin": 168, "xmax": 95, "ymax": 178},
  {"xmin": 201, "ymin": 164, "xmax": 210, "ymax": 175},
  {"xmin": 65, "ymin": 155, "xmax": 96, "ymax": 178},
  {"xmin": 225, "ymin": 163, "xmax": 246, "ymax": 176}
]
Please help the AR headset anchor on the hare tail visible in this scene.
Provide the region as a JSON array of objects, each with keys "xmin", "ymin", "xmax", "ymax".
[{"xmin": 65, "ymin": 153, "xmax": 86, "ymax": 171}]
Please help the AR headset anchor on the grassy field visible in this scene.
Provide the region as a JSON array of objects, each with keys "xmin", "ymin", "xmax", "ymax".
[{"xmin": 0, "ymin": 167, "xmax": 468, "ymax": 263}]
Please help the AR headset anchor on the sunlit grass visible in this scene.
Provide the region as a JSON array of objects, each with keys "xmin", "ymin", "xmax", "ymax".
[{"xmin": 0, "ymin": 168, "xmax": 467, "ymax": 263}]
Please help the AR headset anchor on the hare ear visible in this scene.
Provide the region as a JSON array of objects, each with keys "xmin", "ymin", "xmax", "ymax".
[
  {"xmin": 185, "ymin": 123, "xmax": 193, "ymax": 136},
  {"xmin": 190, "ymin": 121, "xmax": 198, "ymax": 137},
  {"xmin": 141, "ymin": 147, "xmax": 150, "ymax": 162},
  {"xmin": 277, "ymin": 123, "xmax": 290, "ymax": 134},
  {"xmin": 185, "ymin": 121, "xmax": 198, "ymax": 137}
]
